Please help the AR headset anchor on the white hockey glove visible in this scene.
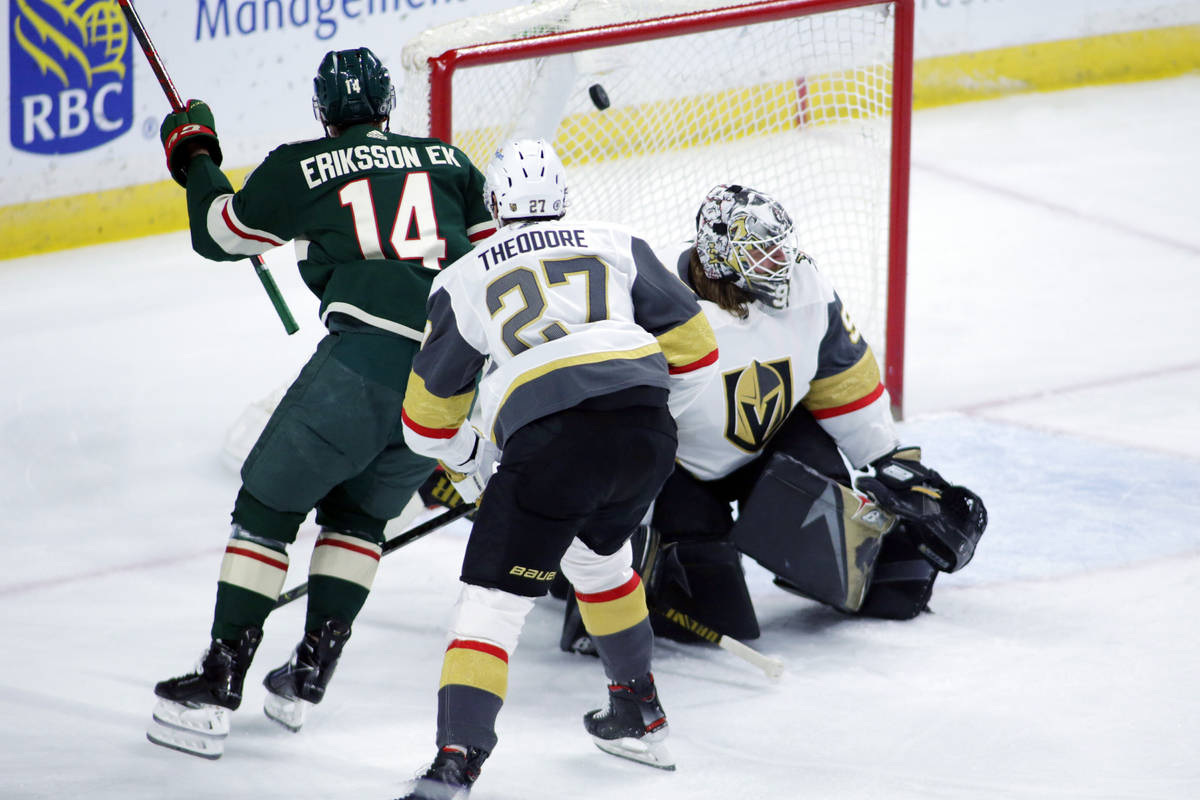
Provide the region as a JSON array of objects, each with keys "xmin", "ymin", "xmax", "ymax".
[{"xmin": 439, "ymin": 429, "xmax": 500, "ymax": 504}]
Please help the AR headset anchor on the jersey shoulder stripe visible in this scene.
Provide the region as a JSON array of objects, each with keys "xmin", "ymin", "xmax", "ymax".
[
  {"xmin": 467, "ymin": 220, "xmax": 497, "ymax": 242},
  {"xmin": 809, "ymin": 381, "xmax": 886, "ymax": 419},
  {"xmin": 400, "ymin": 407, "xmax": 459, "ymax": 440},
  {"xmin": 656, "ymin": 312, "xmax": 719, "ymax": 373},
  {"xmin": 221, "ymin": 197, "xmax": 286, "ymax": 246},
  {"xmin": 803, "ymin": 347, "xmax": 884, "ymax": 417},
  {"xmin": 401, "ymin": 371, "xmax": 475, "ymax": 438}
]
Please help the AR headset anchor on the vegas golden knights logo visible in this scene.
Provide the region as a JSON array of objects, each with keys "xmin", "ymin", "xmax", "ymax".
[{"xmin": 723, "ymin": 359, "xmax": 793, "ymax": 452}]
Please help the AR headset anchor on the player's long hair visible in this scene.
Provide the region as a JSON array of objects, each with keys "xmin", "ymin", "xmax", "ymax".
[{"xmin": 687, "ymin": 248, "xmax": 754, "ymax": 320}]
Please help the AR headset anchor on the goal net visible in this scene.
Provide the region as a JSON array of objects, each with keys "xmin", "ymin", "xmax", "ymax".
[{"xmin": 399, "ymin": 0, "xmax": 913, "ymax": 415}]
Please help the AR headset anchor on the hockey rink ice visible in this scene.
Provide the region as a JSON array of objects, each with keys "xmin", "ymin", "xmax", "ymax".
[{"xmin": 2, "ymin": 76, "xmax": 1198, "ymax": 799}]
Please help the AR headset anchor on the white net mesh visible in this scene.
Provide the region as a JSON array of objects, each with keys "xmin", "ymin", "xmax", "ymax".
[{"xmin": 400, "ymin": 0, "xmax": 901, "ymax": 369}]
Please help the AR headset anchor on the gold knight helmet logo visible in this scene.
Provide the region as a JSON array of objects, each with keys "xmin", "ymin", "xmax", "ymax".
[{"xmin": 723, "ymin": 358, "xmax": 793, "ymax": 452}]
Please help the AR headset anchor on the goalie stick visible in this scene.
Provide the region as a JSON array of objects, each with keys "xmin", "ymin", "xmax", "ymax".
[
  {"xmin": 273, "ymin": 503, "xmax": 475, "ymax": 609},
  {"xmin": 653, "ymin": 605, "xmax": 785, "ymax": 680},
  {"xmin": 116, "ymin": 0, "xmax": 299, "ymax": 336}
]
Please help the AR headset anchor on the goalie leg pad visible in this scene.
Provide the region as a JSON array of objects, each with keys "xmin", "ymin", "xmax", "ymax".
[
  {"xmin": 732, "ymin": 453, "xmax": 895, "ymax": 612},
  {"xmin": 855, "ymin": 525, "xmax": 938, "ymax": 620},
  {"xmin": 647, "ymin": 539, "xmax": 759, "ymax": 643}
]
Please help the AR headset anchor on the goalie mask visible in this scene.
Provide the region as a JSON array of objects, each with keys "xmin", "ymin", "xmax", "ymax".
[
  {"xmin": 695, "ymin": 184, "xmax": 804, "ymax": 309},
  {"xmin": 313, "ymin": 47, "xmax": 395, "ymax": 130},
  {"xmin": 484, "ymin": 138, "xmax": 568, "ymax": 225}
]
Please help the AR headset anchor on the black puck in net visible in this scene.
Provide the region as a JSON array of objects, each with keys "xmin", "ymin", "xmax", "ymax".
[{"xmin": 588, "ymin": 83, "xmax": 611, "ymax": 110}]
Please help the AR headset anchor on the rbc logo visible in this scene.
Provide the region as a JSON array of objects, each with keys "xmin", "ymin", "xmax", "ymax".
[{"xmin": 10, "ymin": 0, "xmax": 133, "ymax": 154}]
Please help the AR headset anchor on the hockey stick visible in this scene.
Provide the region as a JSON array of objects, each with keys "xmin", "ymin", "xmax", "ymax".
[
  {"xmin": 653, "ymin": 605, "xmax": 785, "ymax": 680},
  {"xmin": 273, "ymin": 503, "xmax": 475, "ymax": 609},
  {"xmin": 116, "ymin": 0, "xmax": 299, "ymax": 336}
]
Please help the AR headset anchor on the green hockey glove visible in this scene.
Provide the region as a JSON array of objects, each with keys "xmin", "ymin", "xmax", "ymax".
[
  {"xmin": 856, "ymin": 447, "xmax": 987, "ymax": 573},
  {"xmin": 160, "ymin": 99, "xmax": 223, "ymax": 187}
]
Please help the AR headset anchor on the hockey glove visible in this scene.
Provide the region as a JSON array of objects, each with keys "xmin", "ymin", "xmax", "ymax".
[
  {"xmin": 160, "ymin": 99, "xmax": 223, "ymax": 187},
  {"xmin": 439, "ymin": 429, "xmax": 500, "ymax": 505},
  {"xmin": 855, "ymin": 447, "xmax": 987, "ymax": 573},
  {"xmin": 418, "ymin": 466, "xmax": 467, "ymax": 511}
]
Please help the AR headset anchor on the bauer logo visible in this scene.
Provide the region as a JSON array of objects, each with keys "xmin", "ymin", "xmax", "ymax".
[{"xmin": 10, "ymin": 0, "xmax": 133, "ymax": 155}]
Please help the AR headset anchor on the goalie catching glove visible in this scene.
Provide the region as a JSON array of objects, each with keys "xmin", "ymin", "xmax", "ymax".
[
  {"xmin": 855, "ymin": 447, "xmax": 987, "ymax": 573},
  {"xmin": 438, "ymin": 428, "xmax": 500, "ymax": 504},
  {"xmin": 160, "ymin": 99, "xmax": 223, "ymax": 187}
]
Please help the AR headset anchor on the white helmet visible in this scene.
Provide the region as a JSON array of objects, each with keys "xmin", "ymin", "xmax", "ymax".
[
  {"xmin": 695, "ymin": 184, "xmax": 804, "ymax": 309},
  {"xmin": 484, "ymin": 138, "xmax": 568, "ymax": 225}
]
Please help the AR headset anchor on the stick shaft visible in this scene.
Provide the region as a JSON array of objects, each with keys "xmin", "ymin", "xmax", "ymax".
[
  {"xmin": 251, "ymin": 256, "xmax": 300, "ymax": 334},
  {"xmin": 116, "ymin": 0, "xmax": 183, "ymax": 110},
  {"xmin": 117, "ymin": 0, "xmax": 299, "ymax": 336}
]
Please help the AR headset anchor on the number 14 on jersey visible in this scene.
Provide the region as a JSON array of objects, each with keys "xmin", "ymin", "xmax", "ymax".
[{"xmin": 339, "ymin": 172, "xmax": 447, "ymax": 269}]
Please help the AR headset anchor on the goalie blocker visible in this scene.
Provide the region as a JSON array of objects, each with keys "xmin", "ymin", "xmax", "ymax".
[{"xmin": 732, "ymin": 453, "xmax": 896, "ymax": 614}]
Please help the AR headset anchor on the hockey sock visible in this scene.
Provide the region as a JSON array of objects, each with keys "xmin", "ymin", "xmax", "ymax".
[
  {"xmin": 211, "ymin": 526, "xmax": 289, "ymax": 641},
  {"xmin": 576, "ymin": 573, "xmax": 653, "ymax": 682},
  {"xmin": 436, "ymin": 639, "xmax": 507, "ymax": 753},
  {"xmin": 304, "ymin": 529, "xmax": 382, "ymax": 632}
]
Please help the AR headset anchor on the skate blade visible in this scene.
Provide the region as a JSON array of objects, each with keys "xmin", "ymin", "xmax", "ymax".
[
  {"xmin": 151, "ymin": 697, "xmax": 230, "ymax": 736},
  {"xmin": 591, "ymin": 734, "xmax": 676, "ymax": 771},
  {"xmin": 146, "ymin": 718, "xmax": 225, "ymax": 759},
  {"xmin": 397, "ymin": 776, "xmax": 471, "ymax": 800},
  {"xmin": 263, "ymin": 691, "xmax": 311, "ymax": 732}
]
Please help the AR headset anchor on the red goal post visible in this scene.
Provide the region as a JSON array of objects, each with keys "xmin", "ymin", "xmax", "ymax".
[{"xmin": 400, "ymin": 0, "xmax": 914, "ymax": 417}]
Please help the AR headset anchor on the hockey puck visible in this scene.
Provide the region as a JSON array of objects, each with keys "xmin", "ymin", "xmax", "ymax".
[{"xmin": 588, "ymin": 83, "xmax": 611, "ymax": 110}]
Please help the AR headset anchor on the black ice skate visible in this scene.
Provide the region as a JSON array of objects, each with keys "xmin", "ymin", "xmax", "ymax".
[
  {"xmin": 396, "ymin": 746, "xmax": 489, "ymax": 800},
  {"xmin": 583, "ymin": 673, "xmax": 675, "ymax": 770},
  {"xmin": 262, "ymin": 618, "xmax": 351, "ymax": 732},
  {"xmin": 146, "ymin": 626, "xmax": 263, "ymax": 759}
]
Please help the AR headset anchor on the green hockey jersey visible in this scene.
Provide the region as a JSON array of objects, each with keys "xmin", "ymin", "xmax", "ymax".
[{"xmin": 184, "ymin": 123, "xmax": 496, "ymax": 339}]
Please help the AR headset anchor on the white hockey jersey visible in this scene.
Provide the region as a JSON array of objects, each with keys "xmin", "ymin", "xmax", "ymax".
[
  {"xmin": 402, "ymin": 220, "xmax": 718, "ymax": 465},
  {"xmin": 668, "ymin": 249, "xmax": 898, "ymax": 481}
]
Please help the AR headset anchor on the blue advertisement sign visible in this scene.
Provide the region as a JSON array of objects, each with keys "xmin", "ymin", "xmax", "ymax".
[{"xmin": 10, "ymin": 0, "xmax": 134, "ymax": 155}]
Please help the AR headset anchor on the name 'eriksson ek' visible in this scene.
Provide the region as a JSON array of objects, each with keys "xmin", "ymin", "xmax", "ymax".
[{"xmin": 300, "ymin": 143, "xmax": 460, "ymax": 188}]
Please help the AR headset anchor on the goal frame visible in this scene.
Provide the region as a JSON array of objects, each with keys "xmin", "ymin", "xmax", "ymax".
[{"xmin": 420, "ymin": 0, "xmax": 914, "ymax": 418}]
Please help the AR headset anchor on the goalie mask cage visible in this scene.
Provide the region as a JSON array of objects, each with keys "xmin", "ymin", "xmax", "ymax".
[{"xmin": 400, "ymin": 0, "xmax": 913, "ymax": 417}]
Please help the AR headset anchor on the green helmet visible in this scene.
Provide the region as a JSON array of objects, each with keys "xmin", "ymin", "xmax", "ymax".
[{"xmin": 312, "ymin": 47, "xmax": 395, "ymax": 129}]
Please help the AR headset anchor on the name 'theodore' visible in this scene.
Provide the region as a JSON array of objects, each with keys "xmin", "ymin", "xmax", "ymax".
[
  {"xmin": 478, "ymin": 228, "xmax": 588, "ymax": 270},
  {"xmin": 300, "ymin": 143, "xmax": 461, "ymax": 188}
]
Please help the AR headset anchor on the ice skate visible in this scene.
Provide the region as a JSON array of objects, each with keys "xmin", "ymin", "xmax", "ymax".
[
  {"xmin": 583, "ymin": 673, "xmax": 675, "ymax": 770},
  {"xmin": 395, "ymin": 746, "xmax": 489, "ymax": 800},
  {"xmin": 146, "ymin": 627, "xmax": 262, "ymax": 759},
  {"xmin": 262, "ymin": 618, "xmax": 351, "ymax": 732}
]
